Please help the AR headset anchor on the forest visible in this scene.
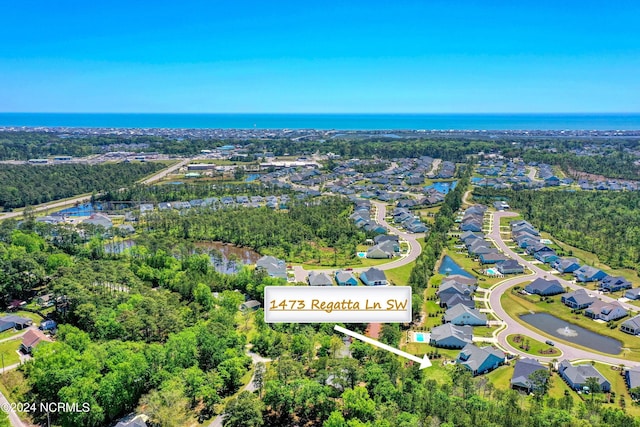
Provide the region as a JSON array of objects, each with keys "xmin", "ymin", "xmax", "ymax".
[
  {"xmin": 142, "ymin": 197, "xmax": 366, "ymax": 265},
  {"xmin": 0, "ymin": 162, "xmax": 165, "ymax": 209},
  {"xmin": 473, "ymin": 188, "xmax": 640, "ymax": 272}
]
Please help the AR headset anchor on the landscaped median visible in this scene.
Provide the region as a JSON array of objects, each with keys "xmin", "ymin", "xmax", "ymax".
[{"xmin": 506, "ymin": 333, "xmax": 561, "ymax": 357}]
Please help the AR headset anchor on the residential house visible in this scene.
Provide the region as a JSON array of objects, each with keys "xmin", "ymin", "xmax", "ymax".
[
  {"xmin": 534, "ymin": 249, "xmax": 559, "ymax": 264},
  {"xmin": 624, "ymin": 367, "xmax": 640, "ymax": 393},
  {"xmin": 558, "ymin": 360, "xmax": 610, "ymax": 392},
  {"xmin": 239, "ymin": 300, "xmax": 261, "ymax": 312},
  {"xmin": 444, "ymin": 304, "xmax": 487, "ymax": 326},
  {"xmin": 599, "ymin": 276, "xmax": 633, "ymax": 293},
  {"xmin": 335, "ymin": 271, "xmax": 358, "ymax": 286},
  {"xmin": 441, "ymin": 294, "xmax": 475, "ymax": 309},
  {"xmin": 429, "ymin": 324, "xmax": 473, "ymax": 349},
  {"xmin": 437, "ymin": 281, "xmax": 474, "ymax": 300},
  {"xmin": 36, "ymin": 294, "xmax": 54, "ymax": 307},
  {"xmin": 115, "ymin": 414, "xmax": 149, "ymax": 427},
  {"xmin": 374, "ymin": 234, "xmax": 400, "ymax": 247},
  {"xmin": 461, "ymin": 220, "xmax": 483, "ymax": 232},
  {"xmin": 525, "ymin": 278, "xmax": 565, "ymax": 296},
  {"xmin": 620, "ymin": 315, "xmax": 640, "ymax": 335},
  {"xmin": 456, "ymin": 344, "xmax": 506, "ymax": 376},
  {"xmin": 625, "ymin": 288, "xmax": 640, "ymax": 300},
  {"xmin": 20, "ymin": 329, "xmax": 51, "ymax": 354},
  {"xmin": 360, "ymin": 268, "xmax": 388, "ymax": 286},
  {"xmin": 574, "ymin": 265, "xmax": 607, "ymax": 282},
  {"xmin": 479, "ymin": 253, "xmax": 508, "ymax": 264},
  {"xmin": 82, "ymin": 213, "xmax": 113, "ymax": 229},
  {"xmin": 512, "ymin": 224, "xmax": 539, "ymax": 236},
  {"xmin": 561, "ymin": 289, "xmax": 595, "ymax": 309},
  {"xmin": 552, "ymin": 258, "xmax": 581, "ymax": 274},
  {"xmin": 511, "ymin": 358, "xmax": 548, "ymax": 392},
  {"xmin": 255, "ymin": 256, "xmax": 287, "ymax": 279},
  {"xmin": 308, "ymin": 271, "xmax": 334, "ymax": 286},
  {"xmin": 0, "ymin": 315, "xmax": 33, "ymax": 333},
  {"xmin": 584, "ymin": 300, "xmax": 628, "ymax": 322},
  {"xmin": 443, "ymin": 275, "xmax": 478, "ymax": 287},
  {"xmin": 459, "ymin": 231, "xmax": 483, "ymax": 243},
  {"xmin": 366, "ymin": 241, "xmax": 397, "ymax": 259},
  {"xmin": 496, "ymin": 259, "xmax": 524, "ymax": 275},
  {"xmin": 40, "ymin": 319, "xmax": 57, "ymax": 331}
]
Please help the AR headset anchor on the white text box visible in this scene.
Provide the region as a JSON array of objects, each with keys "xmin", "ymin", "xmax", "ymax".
[{"xmin": 264, "ymin": 286, "xmax": 412, "ymax": 323}]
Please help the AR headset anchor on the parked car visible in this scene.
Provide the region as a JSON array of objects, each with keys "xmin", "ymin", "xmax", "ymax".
[{"xmin": 545, "ymin": 340, "xmax": 555, "ymax": 346}]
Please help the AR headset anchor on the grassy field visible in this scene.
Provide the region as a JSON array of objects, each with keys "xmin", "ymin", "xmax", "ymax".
[
  {"xmin": 385, "ymin": 262, "xmax": 414, "ymax": 286},
  {"xmin": 506, "ymin": 334, "xmax": 561, "ymax": 357},
  {"xmin": 0, "ymin": 340, "xmax": 21, "ymax": 366},
  {"xmin": 501, "ymin": 289, "xmax": 640, "ymax": 361},
  {"xmin": 499, "ymin": 215, "xmax": 523, "ymax": 228}
]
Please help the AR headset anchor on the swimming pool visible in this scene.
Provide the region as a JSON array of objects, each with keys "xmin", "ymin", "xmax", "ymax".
[
  {"xmin": 357, "ymin": 252, "xmax": 367, "ymax": 258},
  {"xmin": 486, "ymin": 268, "xmax": 498, "ymax": 275},
  {"xmin": 414, "ymin": 332, "xmax": 430, "ymax": 343}
]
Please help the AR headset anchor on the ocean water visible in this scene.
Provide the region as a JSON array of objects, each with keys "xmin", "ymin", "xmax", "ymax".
[{"xmin": 0, "ymin": 113, "xmax": 639, "ymax": 130}]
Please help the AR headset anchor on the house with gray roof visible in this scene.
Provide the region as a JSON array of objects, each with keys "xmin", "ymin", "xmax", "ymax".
[
  {"xmin": 255, "ymin": 256, "xmax": 287, "ymax": 279},
  {"xmin": 308, "ymin": 271, "xmax": 334, "ymax": 286},
  {"xmin": 437, "ymin": 281, "xmax": 474, "ymax": 300},
  {"xmin": 479, "ymin": 253, "xmax": 508, "ymax": 264},
  {"xmin": 625, "ymin": 367, "xmax": 640, "ymax": 394},
  {"xmin": 552, "ymin": 257, "xmax": 581, "ymax": 274},
  {"xmin": 599, "ymin": 276, "xmax": 632, "ymax": 293},
  {"xmin": 585, "ymin": 300, "xmax": 628, "ymax": 322},
  {"xmin": 335, "ymin": 271, "xmax": 358, "ymax": 286},
  {"xmin": 561, "ymin": 289, "xmax": 595, "ymax": 309},
  {"xmin": 82, "ymin": 213, "xmax": 113, "ymax": 229},
  {"xmin": 444, "ymin": 304, "xmax": 487, "ymax": 326},
  {"xmin": 443, "ymin": 275, "xmax": 478, "ymax": 287},
  {"xmin": 441, "ymin": 294, "xmax": 475, "ymax": 309},
  {"xmin": 558, "ymin": 360, "xmax": 610, "ymax": 392},
  {"xmin": 366, "ymin": 240, "xmax": 396, "ymax": 259},
  {"xmin": 625, "ymin": 288, "xmax": 640, "ymax": 300},
  {"xmin": 360, "ymin": 268, "xmax": 388, "ymax": 286},
  {"xmin": 0, "ymin": 315, "xmax": 33, "ymax": 333},
  {"xmin": 621, "ymin": 315, "xmax": 640, "ymax": 335},
  {"xmin": 456, "ymin": 344, "xmax": 505, "ymax": 376},
  {"xmin": 511, "ymin": 358, "xmax": 548, "ymax": 392},
  {"xmin": 525, "ymin": 278, "xmax": 565, "ymax": 296},
  {"xmin": 429, "ymin": 324, "xmax": 473, "ymax": 349},
  {"xmin": 496, "ymin": 259, "xmax": 524, "ymax": 275},
  {"xmin": 574, "ymin": 265, "xmax": 607, "ymax": 282}
]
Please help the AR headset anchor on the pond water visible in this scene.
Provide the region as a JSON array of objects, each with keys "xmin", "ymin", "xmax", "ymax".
[
  {"xmin": 425, "ymin": 181, "xmax": 458, "ymax": 194},
  {"xmin": 245, "ymin": 174, "xmax": 261, "ymax": 182},
  {"xmin": 56, "ymin": 202, "xmax": 103, "ymax": 216},
  {"xmin": 438, "ymin": 255, "xmax": 475, "ymax": 278},
  {"xmin": 519, "ymin": 312, "xmax": 622, "ymax": 355},
  {"xmin": 194, "ymin": 241, "xmax": 262, "ymax": 274},
  {"xmin": 104, "ymin": 239, "xmax": 136, "ymax": 254}
]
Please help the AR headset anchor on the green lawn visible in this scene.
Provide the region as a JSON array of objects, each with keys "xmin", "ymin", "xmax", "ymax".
[
  {"xmin": 474, "ymin": 326, "xmax": 499, "ymax": 338},
  {"xmin": 499, "ymin": 215, "xmax": 523, "ymax": 228},
  {"xmin": 501, "ymin": 289, "xmax": 640, "ymax": 361},
  {"xmin": 385, "ymin": 262, "xmax": 414, "ymax": 286},
  {"xmin": 0, "ymin": 340, "xmax": 21, "ymax": 367},
  {"xmin": 486, "ymin": 364, "xmax": 513, "ymax": 390},
  {"xmin": 506, "ymin": 334, "xmax": 561, "ymax": 357}
]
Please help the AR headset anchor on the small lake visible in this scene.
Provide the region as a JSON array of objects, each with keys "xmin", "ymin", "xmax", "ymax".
[
  {"xmin": 245, "ymin": 174, "xmax": 261, "ymax": 182},
  {"xmin": 56, "ymin": 202, "xmax": 103, "ymax": 217},
  {"xmin": 425, "ymin": 181, "xmax": 458, "ymax": 194},
  {"xmin": 520, "ymin": 312, "xmax": 622, "ymax": 355},
  {"xmin": 438, "ymin": 255, "xmax": 475, "ymax": 278},
  {"xmin": 194, "ymin": 241, "xmax": 262, "ymax": 274}
]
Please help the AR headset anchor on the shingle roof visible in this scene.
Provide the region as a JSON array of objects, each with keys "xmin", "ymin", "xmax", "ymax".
[{"xmin": 511, "ymin": 358, "xmax": 547, "ymax": 389}]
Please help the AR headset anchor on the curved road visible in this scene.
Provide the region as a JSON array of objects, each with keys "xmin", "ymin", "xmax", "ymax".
[
  {"xmin": 0, "ymin": 158, "xmax": 190, "ymax": 221},
  {"xmin": 292, "ymin": 200, "xmax": 424, "ymax": 282},
  {"xmin": 486, "ymin": 210, "xmax": 640, "ymax": 366}
]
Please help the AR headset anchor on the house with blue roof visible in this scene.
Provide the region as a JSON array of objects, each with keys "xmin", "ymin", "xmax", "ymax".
[{"xmin": 534, "ymin": 249, "xmax": 559, "ymax": 264}]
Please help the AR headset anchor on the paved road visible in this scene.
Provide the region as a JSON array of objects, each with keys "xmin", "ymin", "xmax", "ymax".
[
  {"xmin": 0, "ymin": 158, "xmax": 190, "ymax": 221},
  {"xmin": 486, "ymin": 210, "xmax": 640, "ymax": 366},
  {"xmin": 208, "ymin": 351, "xmax": 271, "ymax": 427},
  {"xmin": 292, "ymin": 201, "xmax": 424, "ymax": 282}
]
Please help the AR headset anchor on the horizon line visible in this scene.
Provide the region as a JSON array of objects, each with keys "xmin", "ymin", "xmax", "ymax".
[{"xmin": 1, "ymin": 111, "xmax": 640, "ymax": 115}]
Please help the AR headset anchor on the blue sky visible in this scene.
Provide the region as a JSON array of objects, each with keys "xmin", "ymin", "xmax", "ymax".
[{"xmin": 1, "ymin": 0, "xmax": 638, "ymax": 113}]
